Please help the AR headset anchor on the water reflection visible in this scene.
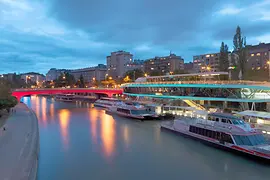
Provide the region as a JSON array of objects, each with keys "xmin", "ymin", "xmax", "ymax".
[
  {"xmin": 50, "ymin": 103, "xmax": 55, "ymax": 118},
  {"xmin": 59, "ymin": 109, "xmax": 71, "ymax": 150},
  {"xmin": 41, "ymin": 97, "xmax": 47, "ymax": 126},
  {"xmin": 101, "ymin": 113, "xmax": 115, "ymax": 159},
  {"xmin": 88, "ymin": 108, "xmax": 98, "ymax": 143},
  {"xmin": 122, "ymin": 125, "xmax": 130, "ymax": 147}
]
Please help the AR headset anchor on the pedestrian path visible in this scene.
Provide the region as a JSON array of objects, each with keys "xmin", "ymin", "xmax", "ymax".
[{"xmin": 0, "ymin": 103, "xmax": 39, "ymax": 180}]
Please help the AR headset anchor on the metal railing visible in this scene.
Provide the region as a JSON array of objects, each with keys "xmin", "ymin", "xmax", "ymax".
[{"xmin": 123, "ymin": 80, "xmax": 270, "ymax": 86}]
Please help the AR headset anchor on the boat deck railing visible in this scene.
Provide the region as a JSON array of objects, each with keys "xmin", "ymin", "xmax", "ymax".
[{"xmin": 124, "ymin": 80, "xmax": 270, "ymax": 86}]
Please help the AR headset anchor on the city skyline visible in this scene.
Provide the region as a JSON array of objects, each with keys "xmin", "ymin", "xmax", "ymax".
[{"xmin": 1, "ymin": 0, "xmax": 270, "ymax": 74}]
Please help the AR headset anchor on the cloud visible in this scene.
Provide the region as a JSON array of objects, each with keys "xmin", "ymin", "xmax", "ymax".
[
  {"xmin": 218, "ymin": 6, "xmax": 243, "ymax": 15},
  {"xmin": 1, "ymin": 0, "xmax": 270, "ymax": 74}
]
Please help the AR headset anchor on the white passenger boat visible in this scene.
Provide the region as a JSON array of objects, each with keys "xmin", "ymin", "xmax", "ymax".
[
  {"xmin": 107, "ymin": 101, "xmax": 159, "ymax": 120},
  {"xmin": 55, "ymin": 94, "xmax": 74, "ymax": 102},
  {"xmin": 161, "ymin": 113, "xmax": 270, "ymax": 163},
  {"xmin": 93, "ymin": 97, "xmax": 121, "ymax": 109}
]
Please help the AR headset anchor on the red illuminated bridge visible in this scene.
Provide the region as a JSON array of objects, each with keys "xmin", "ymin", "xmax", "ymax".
[{"xmin": 12, "ymin": 88, "xmax": 123, "ymax": 101}]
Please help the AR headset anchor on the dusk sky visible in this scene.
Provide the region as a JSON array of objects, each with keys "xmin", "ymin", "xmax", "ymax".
[{"xmin": 1, "ymin": 0, "xmax": 270, "ymax": 74}]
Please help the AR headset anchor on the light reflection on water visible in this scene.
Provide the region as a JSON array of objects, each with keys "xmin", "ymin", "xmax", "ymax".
[
  {"xmin": 21, "ymin": 96, "xmax": 270, "ymax": 180},
  {"xmin": 59, "ymin": 109, "xmax": 70, "ymax": 150},
  {"xmin": 101, "ymin": 113, "xmax": 116, "ymax": 159}
]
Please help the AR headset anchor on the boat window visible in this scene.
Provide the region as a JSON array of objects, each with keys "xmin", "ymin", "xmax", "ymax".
[
  {"xmin": 215, "ymin": 118, "xmax": 219, "ymax": 122},
  {"xmin": 131, "ymin": 110, "xmax": 149, "ymax": 115},
  {"xmin": 221, "ymin": 133, "xmax": 234, "ymax": 144},
  {"xmin": 221, "ymin": 119, "xmax": 227, "ymax": 123},
  {"xmin": 227, "ymin": 120, "xmax": 232, "ymax": 124},
  {"xmin": 233, "ymin": 135, "xmax": 266, "ymax": 146}
]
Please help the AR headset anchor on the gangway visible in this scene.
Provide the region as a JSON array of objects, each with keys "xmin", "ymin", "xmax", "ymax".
[{"xmin": 183, "ymin": 100, "xmax": 205, "ymax": 110}]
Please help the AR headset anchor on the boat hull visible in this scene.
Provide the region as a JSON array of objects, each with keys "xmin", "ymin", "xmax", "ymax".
[
  {"xmin": 161, "ymin": 125, "xmax": 270, "ymax": 164},
  {"xmin": 106, "ymin": 110, "xmax": 158, "ymax": 120}
]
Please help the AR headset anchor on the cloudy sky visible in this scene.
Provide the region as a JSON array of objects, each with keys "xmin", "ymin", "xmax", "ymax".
[{"xmin": 1, "ymin": 0, "xmax": 270, "ymax": 74}]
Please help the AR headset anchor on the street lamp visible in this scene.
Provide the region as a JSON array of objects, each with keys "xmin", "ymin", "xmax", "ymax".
[
  {"xmin": 267, "ymin": 61, "xmax": 270, "ymax": 81},
  {"xmin": 144, "ymin": 73, "xmax": 148, "ymax": 77}
]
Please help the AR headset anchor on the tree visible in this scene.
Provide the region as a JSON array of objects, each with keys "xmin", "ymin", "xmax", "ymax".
[
  {"xmin": 55, "ymin": 72, "xmax": 76, "ymax": 88},
  {"xmin": 219, "ymin": 42, "xmax": 229, "ymax": 72},
  {"xmin": 0, "ymin": 79, "xmax": 17, "ymax": 111},
  {"xmin": 173, "ymin": 69, "xmax": 187, "ymax": 75},
  {"xmin": 123, "ymin": 69, "xmax": 145, "ymax": 81},
  {"xmin": 233, "ymin": 26, "xmax": 247, "ymax": 79},
  {"xmin": 76, "ymin": 74, "xmax": 85, "ymax": 88},
  {"xmin": 149, "ymin": 70, "xmax": 165, "ymax": 76}
]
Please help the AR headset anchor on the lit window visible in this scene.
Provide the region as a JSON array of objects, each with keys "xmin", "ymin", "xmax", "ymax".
[
  {"xmin": 252, "ymin": 67, "xmax": 254, "ymax": 70},
  {"xmin": 168, "ymin": 63, "xmax": 170, "ymax": 65},
  {"xmin": 206, "ymin": 55, "xmax": 210, "ymax": 58},
  {"xmin": 198, "ymin": 63, "xmax": 201, "ymax": 65},
  {"xmin": 151, "ymin": 68, "xmax": 154, "ymax": 70},
  {"xmin": 265, "ymin": 52, "xmax": 268, "ymax": 55},
  {"xmin": 211, "ymin": 54, "xmax": 214, "ymax": 57},
  {"xmin": 151, "ymin": 62, "xmax": 154, "ymax": 64},
  {"xmin": 257, "ymin": 67, "xmax": 261, "ymax": 70},
  {"xmin": 257, "ymin": 53, "xmax": 261, "ymax": 56},
  {"xmin": 251, "ymin": 54, "xmax": 254, "ymax": 56}
]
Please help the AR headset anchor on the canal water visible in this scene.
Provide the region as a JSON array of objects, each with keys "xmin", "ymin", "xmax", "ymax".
[{"xmin": 22, "ymin": 96, "xmax": 270, "ymax": 180}]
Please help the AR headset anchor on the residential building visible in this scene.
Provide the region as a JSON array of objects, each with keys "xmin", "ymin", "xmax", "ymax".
[
  {"xmin": 70, "ymin": 64, "xmax": 107, "ymax": 85},
  {"xmin": 246, "ymin": 43, "xmax": 270, "ymax": 71},
  {"xmin": 107, "ymin": 50, "xmax": 133, "ymax": 79},
  {"xmin": 184, "ymin": 62, "xmax": 194, "ymax": 73},
  {"xmin": 21, "ymin": 72, "xmax": 45, "ymax": 86},
  {"xmin": 193, "ymin": 53, "xmax": 220, "ymax": 73},
  {"xmin": 46, "ymin": 68, "xmax": 69, "ymax": 81},
  {"xmin": 125, "ymin": 59, "xmax": 144, "ymax": 72},
  {"xmin": 144, "ymin": 53, "xmax": 184, "ymax": 74}
]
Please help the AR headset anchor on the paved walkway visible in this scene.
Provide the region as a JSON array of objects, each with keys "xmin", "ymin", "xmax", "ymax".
[{"xmin": 0, "ymin": 103, "xmax": 39, "ymax": 180}]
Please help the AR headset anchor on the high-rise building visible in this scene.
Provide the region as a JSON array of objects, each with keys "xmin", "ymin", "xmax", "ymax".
[
  {"xmin": 144, "ymin": 53, "xmax": 184, "ymax": 74},
  {"xmin": 107, "ymin": 51, "xmax": 133, "ymax": 79},
  {"xmin": 193, "ymin": 53, "xmax": 220, "ymax": 73},
  {"xmin": 246, "ymin": 43, "xmax": 270, "ymax": 71},
  {"xmin": 70, "ymin": 64, "xmax": 107, "ymax": 85}
]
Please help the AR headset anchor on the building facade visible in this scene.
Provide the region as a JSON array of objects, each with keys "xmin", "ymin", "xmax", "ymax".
[
  {"xmin": 184, "ymin": 62, "xmax": 194, "ymax": 73},
  {"xmin": 70, "ymin": 64, "xmax": 107, "ymax": 85},
  {"xmin": 144, "ymin": 54, "xmax": 184, "ymax": 74},
  {"xmin": 125, "ymin": 59, "xmax": 144, "ymax": 72},
  {"xmin": 193, "ymin": 53, "xmax": 220, "ymax": 73},
  {"xmin": 21, "ymin": 73, "xmax": 45, "ymax": 86},
  {"xmin": 107, "ymin": 51, "xmax": 133, "ymax": 79},
  {"xmin": 246, "ymin": 43, "xmax": 270, "ymax": 71},
  {"xmin": 46, "ymin": 68, "xmax": 69, "ymax": 81}
]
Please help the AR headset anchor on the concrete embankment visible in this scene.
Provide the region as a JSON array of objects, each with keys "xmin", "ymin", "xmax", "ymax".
[{"xmin": 0, "ymin": 103, "xmax": 39, "ymax": 180}]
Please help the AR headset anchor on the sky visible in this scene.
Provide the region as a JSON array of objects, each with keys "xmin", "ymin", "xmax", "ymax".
[{"xmin": 1, "ymin": 0, "xmax": 270, "ymax": 74}]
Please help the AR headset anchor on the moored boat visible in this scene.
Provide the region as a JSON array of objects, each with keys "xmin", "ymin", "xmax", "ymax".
[
  {"xmin": 107, "ymin": 101, "xmax": 159, "ymax": 120},
  {"xmin": 161, "ymin": 113, "xmax": 270, "ymax": 163},
  {"xmin": 55, "ymin": 94, "xmax": 74, "ymax": 102},
  {"xmin": 93, "ymin": 97, "xmax": 121, "ymax": 109}
]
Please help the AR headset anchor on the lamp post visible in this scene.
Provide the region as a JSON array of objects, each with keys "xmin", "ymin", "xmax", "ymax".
[{"xmin": 267, "ymin": 61, "xmax": 270, "ymax": 81}]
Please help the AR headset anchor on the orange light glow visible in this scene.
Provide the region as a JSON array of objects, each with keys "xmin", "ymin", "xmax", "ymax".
[
  {"xmin": 41, "ymin": 97, "xmax": 47, "ymax": 126},
  {"xmin": 88, "ymin": 108, "xmax": 98, "ymax": 143},
  {"xmin": 59, "ymin": 109, "xmax": 71, "ymax": 150},
  {"xmin": 101, "ymin": 113, "xmax": 115, "ymax": 158}
]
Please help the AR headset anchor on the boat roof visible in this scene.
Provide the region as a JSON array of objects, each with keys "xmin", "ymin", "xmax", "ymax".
[
  {"xmin": 237, "ymin": 110, "xmax": 270, "ymax": 119},
  {"xmin": 208, "ymin": 113, "xmax": 241, "ymax": 120}
]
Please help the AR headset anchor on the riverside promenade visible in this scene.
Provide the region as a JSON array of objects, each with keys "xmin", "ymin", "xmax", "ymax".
[{"xmin": 0, "ymin": 103, "xmax": 39, "ymax": 180}]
